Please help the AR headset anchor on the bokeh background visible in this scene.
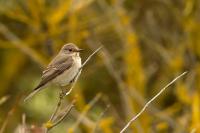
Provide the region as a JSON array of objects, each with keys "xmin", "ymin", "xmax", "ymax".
[{"xmin": 0, "ymin": 0, "xmax": 200, "ymax": 133}]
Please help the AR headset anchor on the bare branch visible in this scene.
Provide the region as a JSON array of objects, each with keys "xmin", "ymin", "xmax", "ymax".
[
  {"xmin": 44, "ymin": 99, "xmax": 76, "ymax": 133},
  {"xmin": 120, "ymin": 71, "xmax": 188, "ymax": 133},
  {"xmin": 81, "ymin": 45, "xmax": 103, "ymax": 69},
  {"xmin": 65, "ymin": 70, "xmax": 82, "ymax": 96},
  {"xmin": 48, "ymin": 100, "xmax": 76, "ymax": 131},
  {"xmin": 49, "ymin": 92, "xmax": 64, "ymax": 122}
]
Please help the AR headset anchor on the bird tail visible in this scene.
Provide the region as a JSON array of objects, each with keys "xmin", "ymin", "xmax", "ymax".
[{"xmin": 24, "ymin": 88, "xmax": 41, "ymax": 102}]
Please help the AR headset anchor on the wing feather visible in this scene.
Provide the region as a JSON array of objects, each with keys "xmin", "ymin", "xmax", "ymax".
[{"xmin": 34, "ymin": 56, "xmax": 74, "ymax": 90}]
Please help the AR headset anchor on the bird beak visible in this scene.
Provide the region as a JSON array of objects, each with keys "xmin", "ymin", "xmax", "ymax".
[{"xmin": 76, "ymin": 49, "xmax": 84, "ymax": 52}]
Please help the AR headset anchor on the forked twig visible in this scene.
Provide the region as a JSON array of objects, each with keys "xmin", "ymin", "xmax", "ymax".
[
  {"xmin": 45, "ymin": 99, "xmax": 76, "ymax": 132},
  {"xmin": 52, "ymin": 101, "xmax": 75, "ymax": 127},
  {"xmin": 120, "ymin": 71, "xmax": 188, "ymax": 133}
]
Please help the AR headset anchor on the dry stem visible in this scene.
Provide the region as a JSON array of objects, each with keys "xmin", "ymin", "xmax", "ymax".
[{"xmin": 120, "ymin": 71, "xmax": 188, "ymax": 133}]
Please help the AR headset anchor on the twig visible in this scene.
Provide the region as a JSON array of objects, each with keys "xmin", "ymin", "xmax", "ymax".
[
  {"xmin": 49, "ymin": 92, "xmax": 63, "ymax": 122},
  {"xmin": 65, "ymin": 70, "xmax": 82, "ymax": 96},
  {"xmin": 44, "ymin": 99, "xmax": 75, "ymax": 133},
  {"xmin": 92, "ymin": 104, "xmax": 110, "ymax": 133},
  {"xmin": 46, "ymin": 100, "xmax": 76, "ymax": 132},
  {"xmin": 81, "ymin": 46, "xmax": 103, "ymax": 69},
  {"xmin": 51, "ymin": 101, "xmax": 75, "ymax": 128},
  {"xmin": 120, "ymin": 71, "xmax": 188, "ymax": 133}
]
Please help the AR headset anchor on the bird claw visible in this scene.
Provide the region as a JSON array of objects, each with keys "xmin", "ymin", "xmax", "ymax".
[{"xmin": 70, "ymin": 77, "xmax": 75, "ymax": 83}]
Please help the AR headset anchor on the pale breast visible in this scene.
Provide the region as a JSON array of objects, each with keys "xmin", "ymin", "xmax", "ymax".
[{"xmin": 53, "ymin": 56, "xmax": 81, "ymax": 86}]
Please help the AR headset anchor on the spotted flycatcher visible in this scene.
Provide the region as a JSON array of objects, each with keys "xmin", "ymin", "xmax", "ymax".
[{"xmin": 24, "ymin": 43, "xmax": 83, "ymax": 101}]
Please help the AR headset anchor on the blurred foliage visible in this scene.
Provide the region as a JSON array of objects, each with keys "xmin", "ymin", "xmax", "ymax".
[{"xmin": 0, "ymin": 0, "xmax": 200, "ymax": 132}]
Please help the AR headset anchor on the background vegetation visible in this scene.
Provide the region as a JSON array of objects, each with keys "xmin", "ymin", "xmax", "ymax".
[{"xmin": 0, "ymin": 0, "xmax": 199, "ymax": 132}]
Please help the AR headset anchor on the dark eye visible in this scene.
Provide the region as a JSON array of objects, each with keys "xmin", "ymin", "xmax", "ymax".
[{"xmin": 69, "ymin": 49, "xmax": 72, "ymax": 52}]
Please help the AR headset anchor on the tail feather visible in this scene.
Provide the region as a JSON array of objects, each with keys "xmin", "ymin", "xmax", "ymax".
[{"xmin": 24, "ymin": 88, "xmax": 41, "ymax": 102}]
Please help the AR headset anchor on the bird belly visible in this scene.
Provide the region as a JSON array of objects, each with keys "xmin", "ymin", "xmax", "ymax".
[{"xmin": 53, "ymin": 57, "xmax": 81, "ymax": 86}]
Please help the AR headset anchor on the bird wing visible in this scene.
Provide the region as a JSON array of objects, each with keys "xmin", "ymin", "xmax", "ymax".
[
  {"xmin": 24, "ymin": 56, "xmax": 74, "ymax": 102},
  {"xmin": 35, "ymin": 55, "xmax": 74, "ymax": 90}
]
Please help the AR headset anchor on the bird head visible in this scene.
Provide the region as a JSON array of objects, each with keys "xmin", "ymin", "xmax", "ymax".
[{"xmin": 61, "ymin": 43, "xmax": 83, "ymax": 56}]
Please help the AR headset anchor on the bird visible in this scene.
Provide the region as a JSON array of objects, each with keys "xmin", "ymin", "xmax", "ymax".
[{"xmin": 24, "ymin": 43, "xmax": 83, "ymax": 102}]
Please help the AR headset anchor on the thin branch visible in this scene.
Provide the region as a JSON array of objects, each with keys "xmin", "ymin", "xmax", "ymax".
[
  {"xmin": 44, "ymin": 99, "xmax": 75, "ymax": 133},
  {"xmin": 48, "ymin": 100, "xmax": 76, "ymax": 131},
  {"xmin": 65, "ymin": 70, "xmax": 82, "ymax": 96},
  {"xmin": 81, "ymin": 45, "xmax": 103, "ymax": 69},
  {"xmin": 120, "ymin": 71, "xmax": 188, "ymax": 133},
  {"xmin": 49, "ymin": 92, "xmax": 63, "ymax": 122}
]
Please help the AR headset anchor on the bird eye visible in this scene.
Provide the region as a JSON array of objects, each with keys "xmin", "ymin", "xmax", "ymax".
[{"xmin": 69, "ymin": 49, "xmax": 72, "ymax": 52}]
